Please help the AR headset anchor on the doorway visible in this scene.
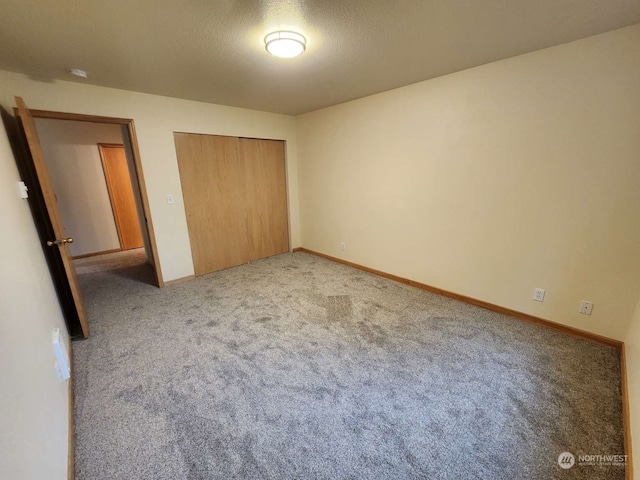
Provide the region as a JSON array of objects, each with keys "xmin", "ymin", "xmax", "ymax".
[
  {"xmin": 7, "ymin": 100, "xmax": 163, "ymax": 338},
  {"xmin": 34, "ymin": 117, "xmax": 152, "ymax": 281},
  {"xmin": 27, "ymin": 109, "xmax": 162, "ymax": 296}
]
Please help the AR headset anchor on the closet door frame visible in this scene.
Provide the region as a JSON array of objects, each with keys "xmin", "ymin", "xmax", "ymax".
[{"xmin": 174, "ymin": 132, "xmax": 291, "ymax": 276}]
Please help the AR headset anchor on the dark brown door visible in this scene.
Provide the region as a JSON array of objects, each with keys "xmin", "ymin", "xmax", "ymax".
[{"xmin": 12, "ymin": 97, "xmax": 89, "ymax": 338}]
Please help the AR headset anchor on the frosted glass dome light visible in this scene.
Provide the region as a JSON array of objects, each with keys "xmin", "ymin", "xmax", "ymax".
[{"xmin": 264, "ymin": 31, "xmax": 306, "ymax": 58}]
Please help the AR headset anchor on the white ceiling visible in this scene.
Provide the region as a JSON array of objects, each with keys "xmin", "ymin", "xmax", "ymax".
[{"xmin": 1, "ymin": 0, "xmax": 639, "ymax": 115}]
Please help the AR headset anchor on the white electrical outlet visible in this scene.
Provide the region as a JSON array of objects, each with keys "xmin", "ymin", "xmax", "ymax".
[
  {"xmin": 580, "ymin": 301, "xmax": 594, "ymax": 315},
  {"xmin": 340, "ymin": 242, "xmax": 346, "ymax": 252},
  {"xmin": 533, "ymin": 288, "xmax": 545, "ymax": 302}
]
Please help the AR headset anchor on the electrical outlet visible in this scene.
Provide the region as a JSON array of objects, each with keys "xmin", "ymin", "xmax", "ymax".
[
  {"xmin": 580, "ymin": 301, "xmax": 593, "ymax": 315},
  {"xmin": 340, "ymin": 242, "xmax": 346, "ymax": 252},
  {"xmin": 533, "ymin": 288, "xmax": 545, "ymax": 302}
]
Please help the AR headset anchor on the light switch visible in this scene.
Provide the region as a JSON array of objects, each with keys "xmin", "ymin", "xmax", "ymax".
[
  {"xmin": 17, "ymin": 181, "xmax": 28, "ymax": 199},
  {"xmin": 166, "ymin": 194, "xmax": 174, "ymax": 205}
]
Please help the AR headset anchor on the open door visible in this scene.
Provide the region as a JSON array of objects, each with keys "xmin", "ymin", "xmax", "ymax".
[{"xmin": 13, "ymin": 97, "xmax": 89, "ymax": 338}]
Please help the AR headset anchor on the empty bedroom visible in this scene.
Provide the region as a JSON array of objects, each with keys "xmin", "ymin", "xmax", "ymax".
[{"xmin": 1, "ymin": 1, "xmax": 640, "ymax": 480}]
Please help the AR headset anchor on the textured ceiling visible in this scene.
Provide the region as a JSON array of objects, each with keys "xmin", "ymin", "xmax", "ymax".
[{"xmin": 1, "ymin": 0, "xmax": 639, "ymax": 115}]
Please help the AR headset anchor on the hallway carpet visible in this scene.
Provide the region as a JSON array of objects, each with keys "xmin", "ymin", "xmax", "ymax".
[{"xmin": 73, "ymin": 252, "xmax": 625, "ymax": 479}]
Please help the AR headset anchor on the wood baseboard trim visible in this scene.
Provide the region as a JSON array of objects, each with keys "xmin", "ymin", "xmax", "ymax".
[
  {"xmin": 72, "ymin": 248, "xmax": 121, "ymax": 260},
  {"xmin": 162, "ymin": 274, "xmax": 195, "ymax": 287},
  {"xmin": 67, "ymin": 339, "xmax": 75, "ymax": 480},
  {"xmin": 295, "ymin": 248, "xmax": 622, "ymax": 349},
  {"xmin": 292, "ymin": 247, "xmax": 302, "ymax": 252},
  {"xmin": 621, "ymin": 343, "xmax": 634, "ymax": 479}
]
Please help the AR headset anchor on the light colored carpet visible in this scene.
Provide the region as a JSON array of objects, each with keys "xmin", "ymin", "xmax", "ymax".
[{"xmin": 73, "ymin": 251, "xmax": 625, "ymax": 479}]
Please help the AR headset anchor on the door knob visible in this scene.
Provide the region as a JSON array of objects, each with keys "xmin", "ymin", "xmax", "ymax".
[{"xmin": 47, "ymin": 237, "xmax": 74, "ymax": 247}]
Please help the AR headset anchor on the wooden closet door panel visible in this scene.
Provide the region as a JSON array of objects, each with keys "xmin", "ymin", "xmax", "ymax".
[
  {"xmin": 201, "ymin": 134, "xmax": 251, "ymax": 271},
  {"xmin": 241, "ymin": 138, "xmax": 289, "ymax": 261},
  {"xmin": 175, "ymin": 133, "xmax": 206, "ymax": 274},
  {"xmin": 175, "ymin": 133, "xmax": 250, "ymax": 275}
]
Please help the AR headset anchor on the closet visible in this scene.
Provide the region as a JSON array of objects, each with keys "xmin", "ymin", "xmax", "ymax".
[{"xmin": 174, "ymin": 133, "xmax": 288, "ymax": 276}]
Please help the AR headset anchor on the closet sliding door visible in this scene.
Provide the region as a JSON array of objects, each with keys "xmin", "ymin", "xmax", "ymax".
[
  {"xmin": 241, "ymin": 138, "xmax": 289, "ymax": 261},
  {"xmin": 175, "ymin": 133, "xmax": 288, "ymax": 276},
  {"xmin": 175, "ymin": 133, "xmax": 251, "ymax": 275}
]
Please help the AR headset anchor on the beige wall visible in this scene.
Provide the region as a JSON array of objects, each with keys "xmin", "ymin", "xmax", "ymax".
[
  {"xmin": 0, "ymin": 72, "xmax": 301, "ymax": 282},
  {"xmin": 36, "ymin": 118, "xmax": 123, "ymax": 257},
  {"xmin": 0, "ymin": 123, "xmax": 70, "ymax": 478},
  {"xmin": 626, "ymin": 297, "xmax": 640, "ymax": 478},
  {"xmin": 297, "ymin": 24, "xmax": 640, "ymax": 341},
  {"xmin": 2, "ymin": 23, "xmax": 638, "ymax": 480}
]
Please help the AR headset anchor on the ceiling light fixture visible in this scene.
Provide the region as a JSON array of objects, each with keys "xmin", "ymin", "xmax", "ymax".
[
  {"xmin": 264, "ymin": 31, "xmax": 306, "ymax": 58},
  {"xmin": 69, "ymin": 68, "xmax": 88, "ymax": 78}
]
